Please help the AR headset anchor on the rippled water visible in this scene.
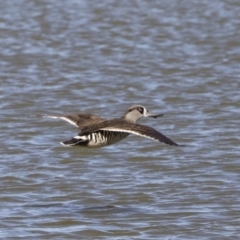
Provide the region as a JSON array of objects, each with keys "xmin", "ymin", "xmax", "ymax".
[{"xmin": 1, "ymin": 0, "xmax": 240, "ymax": 239}]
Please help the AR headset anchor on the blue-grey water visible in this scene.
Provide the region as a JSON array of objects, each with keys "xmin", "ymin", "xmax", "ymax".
[{"xmin": 1, "ymin": 0, "xmax": 240, "ymax": 239}]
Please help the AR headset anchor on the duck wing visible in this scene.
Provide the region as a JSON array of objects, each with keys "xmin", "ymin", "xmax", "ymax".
[
  {"xmin": 80, "ymin": 120, "xmax": 179, "ymax": 146},
  {"xmin": 39, "ymin": 113, "xmax": 106, "ymax": 130}
]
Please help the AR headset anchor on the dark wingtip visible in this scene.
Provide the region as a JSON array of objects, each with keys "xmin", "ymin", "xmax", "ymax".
[
  {"xmin": 166, "ymin": 139, "xmax": 184, "ymax": 147},
  {"xmin": 61, "ymin": 136, "xmax": 88, "ymax": 146},
  {"xmin": 61, "ymin": 138, "xmax": 80, "ymax": 146}
]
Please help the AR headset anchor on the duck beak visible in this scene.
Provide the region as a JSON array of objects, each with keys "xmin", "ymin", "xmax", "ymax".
[{"xmin": 145, "ymin": 112, "xmax": 164, "ymax": 118}]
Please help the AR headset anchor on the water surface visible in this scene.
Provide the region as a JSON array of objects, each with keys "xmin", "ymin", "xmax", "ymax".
[{"xmin": 1, "ymin": 0, "xmax": 240, "ymax": 239}]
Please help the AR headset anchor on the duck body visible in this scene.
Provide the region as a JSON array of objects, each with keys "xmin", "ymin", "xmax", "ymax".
[{"xmin": 40, "ymin": 105, "xmax": 180, "ymax": 147}]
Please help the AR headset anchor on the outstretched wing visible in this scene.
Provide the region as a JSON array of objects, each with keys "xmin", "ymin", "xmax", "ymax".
[
  {"xmin": 39, "ymin": 113, "xmax": 106, "ymax": 130},
  {"xmin": 80, "ymin": 120, "xmax": 180, "ymax": 146}
]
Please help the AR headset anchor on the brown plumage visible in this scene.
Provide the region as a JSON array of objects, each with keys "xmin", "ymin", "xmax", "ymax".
[{"xmin": 40, "ymin": 105, "xmax": 181, "ymax": 147}]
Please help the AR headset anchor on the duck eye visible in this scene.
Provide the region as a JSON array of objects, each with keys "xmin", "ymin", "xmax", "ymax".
[{"xmin": 138, "ymin": 107, "xmax": 144, "ymax": 113}]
